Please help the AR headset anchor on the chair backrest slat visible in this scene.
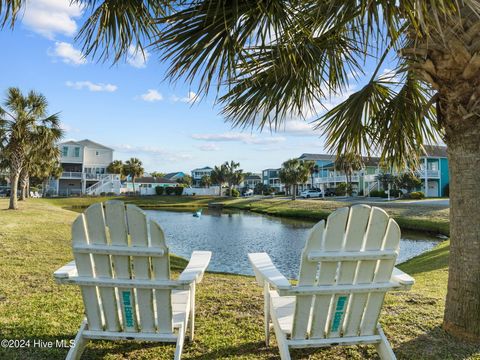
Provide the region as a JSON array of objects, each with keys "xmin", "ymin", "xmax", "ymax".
[
  {"xmin": 126, "ymin": 204, "xmax": 156, "ymax": 333},
  {"xmin": 72, "ymin": 215, "xmax": 103, "ymax": 330},
  {"xmin": 150, "ymin": 220, "xmax": 173, "ymax": 333},
  {"xmin": 105, "ymin": 200, "xmax": 138, "ymax": 333},
  {"xmin": 292, "ymin": 205, "xmax": 400, "ymax": 340},
  {"xmin": 85, "ymin": 203, "xmax": 121, "ymax": 332}
]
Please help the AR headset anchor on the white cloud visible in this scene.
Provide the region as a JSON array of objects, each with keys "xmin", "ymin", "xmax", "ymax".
[
  {"xmin": 197, "ymin": 143, "xmax": 220, "ymax": 152},
  {"xmin": 127, "ymin": 45, "xmax": 150, "ymax": 68},
  {"xmin": 191, "ymin": 132, "xmax": 286, "ymax": 145},
  {"xmin": 66, "ymin": 81, "xmax": 117, "ymax": 92},
  {"xmin": 49, "ymin": 42, "xmax": 86, "ymax": 65},
  {"xmin": 60, "ymin": 123, "xmax": 80, "ymax": 133},
  {"xmin": 171, "ymin": 91, "xmax": 198, "ymax": 104},
  {"xmin": 22, "ymin": 0, "xmax": 84, "ymax": 39},
  {"xmin": 140, "ymin": 89, "xmax": 163, "ymax": 102}
]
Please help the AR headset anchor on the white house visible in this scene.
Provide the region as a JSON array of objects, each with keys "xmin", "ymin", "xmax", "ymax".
[
  {"xmin": 191, "ymin": 166, "xmax": 213, "ymax": 186},
  {"xmin": 49, "ymin": 139, "xmax": 121, "ymax": 196}
]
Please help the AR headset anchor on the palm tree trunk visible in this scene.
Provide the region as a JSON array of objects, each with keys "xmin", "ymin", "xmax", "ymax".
[
  {"xmin": 443, "ymin": 131, "xmax": 480, "ymax": 341},
  {"xmin": 19, "ymin": 169, "xmax": 27, "ymax": 201},
  {"xmin": 9, "ymin": 171, "xmax": 19, "ymax": 210},
  {"xmin": 292, "ymin": 184, "xmax": 297, "ymax": 200}
]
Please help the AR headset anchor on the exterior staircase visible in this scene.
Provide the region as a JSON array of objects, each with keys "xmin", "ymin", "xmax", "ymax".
[{"xmin": 85, "ymin": 174, "xmax": 121, "ymax": 196}]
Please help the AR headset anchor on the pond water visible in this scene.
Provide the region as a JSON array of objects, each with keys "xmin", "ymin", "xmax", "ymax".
[{"xmin": 147, "ymin": 209, "xmax": 441, "ymax": 279}]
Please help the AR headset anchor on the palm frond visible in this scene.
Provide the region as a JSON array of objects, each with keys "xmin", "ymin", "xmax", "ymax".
[
  {"xmin": 0, "ymin": 0, "xmax": 24, "ymax": 28},
  {"xmin": 75, "ymin": 0, "xmax": 168, "ymax": 63}
]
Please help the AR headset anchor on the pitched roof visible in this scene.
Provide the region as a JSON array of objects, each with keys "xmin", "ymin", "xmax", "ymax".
[
  {"xmin": 299, "ymin": 153, "xmax": 381, "ymax": 167},
  {"xmin": 299, "ymin": 153, "xmax": 336, "ymax": 161},
  {"xmin": 245, "ymin": 174, "xmax": 262, "ymax": 180},
  {"xmin": 76, "ymin": 139, "xmax": 114, "ymax": 151},
  {"xmin": 192, "ymin": 166, "xmax": 213, "ymax": 171},
  {"xmin": 134, "ymin": 177, "xmax": 177, "ymax": 184},
  {"xmin": 164, "ymin": 172, "xmax": 185, "ymax": 179},
  {"xmin": 422, "ymin": 145, "xmax": 447, "ymax": 158}
]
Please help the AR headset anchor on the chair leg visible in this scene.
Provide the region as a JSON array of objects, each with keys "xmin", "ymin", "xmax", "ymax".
[
  {"xmin": 270, "ymin": 302, "xmax": 291, "ymax": 360},
  {"xmin": 375, "ymin": 325, "xmax": 396, "ymax": 360},
  {"xmin": 66, "ymin": 319, "xmax": 89, "ymax": 360},
  {"xmin": 189, "ymin": 283, "xmax": 195, "ymax": 342},
  {"xmin": 174, "ymin": 324, "xmax": 186, "ymax": 360},
  {"xmin": 263, "ymin": 284, "xmax": 271, "ymax": 347}
]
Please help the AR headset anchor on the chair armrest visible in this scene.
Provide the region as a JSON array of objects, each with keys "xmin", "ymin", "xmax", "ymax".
[
  {"xmin": 53, "ymin": 260, "xmax": 77, "ymax": 283},
  {"xmin": 178, "ymin": 251, "xmax": 212, "ymax": 284},
  {"xmin": 391, "ymin": 267, "xmax": 415, "ymax": 290},
  {"xmin": 248, "ymin": 253, "xmax": 290, "ymax": 290}
]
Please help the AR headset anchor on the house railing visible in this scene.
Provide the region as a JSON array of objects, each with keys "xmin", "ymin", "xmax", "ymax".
[
  {"xmin": 416, "ymin": 170, "xmax": 440, "ymax": 178},
  {"xmin": 61, "ymin": 172, "xmax": 82, "ymax": 179},
  {"xmin": 315, "ymin": 175, "xmax": 360, "ymax": 184}
]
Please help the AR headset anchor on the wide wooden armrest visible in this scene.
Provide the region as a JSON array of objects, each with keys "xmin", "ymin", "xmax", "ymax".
[
  {"xmin": 391, "ymin": 267, "xmax": 415, "ymax": 290},
  {"xmin": 248, "ymin": 253, "xmax": 290, "ymax": 290},
  {"xmin": 54, "ymin": 260, "xmax": 77, "ymax": 283},
  {"xmin": 178, "ymin": 251, "xmax": 212, "ymax": 284}
]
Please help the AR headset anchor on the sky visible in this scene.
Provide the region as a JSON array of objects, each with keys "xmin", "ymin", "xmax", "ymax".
[{"xmin": 0, "ymin": 0, "xmax": 394, "ymax": 173}]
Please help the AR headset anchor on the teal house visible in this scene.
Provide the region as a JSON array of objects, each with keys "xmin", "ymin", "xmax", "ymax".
[{"xmin": 418, "ymin": 145, "xmax": 449, "ymax": 197}]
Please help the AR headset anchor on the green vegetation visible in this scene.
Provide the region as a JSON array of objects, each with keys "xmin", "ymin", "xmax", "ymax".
[{"xmin": 0, "ymin": 199, "xmax": 478, "ymax": 359}]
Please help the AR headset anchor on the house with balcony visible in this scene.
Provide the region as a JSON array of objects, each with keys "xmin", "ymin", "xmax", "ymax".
[
  {"xmin": 262, "ymin": 168, "xmax": 285, "ymax": 192},
  {"xmin": 49, "ymin": 139, "xmax": 121, "ymax": 196},
  {"xmin": 241, "ymin": 173, "xmax": 262, "ymax": 190},
  {"xmin": 417, "ymin": 145, "xmax": 449, "ymax": 197},
  {"xmin": 298, "ymin": 153, "xmax": 382, "ymax": 195},
  {"xmin": 191, "ymin": 166, "xmax": 213, "ymax": 186}
]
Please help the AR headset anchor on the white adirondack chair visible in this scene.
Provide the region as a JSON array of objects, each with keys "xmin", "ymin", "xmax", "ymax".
[
  {"xmin": 248, "ymin": 204, "xmax": 415, "ymax": 360},
  {"xmin": 54, "ymin": 201, "xmax": 211, "ymax": 360}
]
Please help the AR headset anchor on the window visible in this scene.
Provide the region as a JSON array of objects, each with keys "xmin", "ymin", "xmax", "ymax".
[
  {"xmin": 62, "ymin": 146, "xmax": 68, "ymax": 157},
  {"xmin": 95, "ymin": 151, "xmax": 99, "ymax": 156},
  {"xmin": 74, "ymin": 147, "xmax": 80, "ymax": 157}
]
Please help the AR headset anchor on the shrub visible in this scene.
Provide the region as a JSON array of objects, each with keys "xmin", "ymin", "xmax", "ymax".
[
  {"xmin": 231, "ymin": 188, "xmax": 240, "ymax": 197},
  {"xmin": 443, "ymin": 183, "xmax": 449, "ymax": 197},
  {"xmin": 174, "ymin": 187, "xmax": 184, "ymax": 196},
  {"xmin": 275, "ymin": 191, "xmax": 285, "ymax": 196},
  {"xmin": 335, "ymin": 182, "xmax": 348, "ymax": 196},
  {"xmin": 155, "ymin": 186, "xmax": 164, "ymax": 195},
  {"xmin": 357, "ymin": 190, "xmax": 364, "ymax": 196},
  {"xmin": 410, "ymin": 191, "xmax": 425, "ymax": 199},
  {"xmin": 107, "ymin": 192, "xmax": 116, "ymax": 196},
  {"xmin": 369, "ymin": 189, "xmax": 387, "ymax": 198},
  {"xmin": 100, "ymin": 192, "xmax": 106, "ymax": 196},
  {"xmin": 165, "ymin": 187, "xmax": 175, "ymax": 195},
  {"xmin": 389, "ymin": 189, "xmax": 402, "ymax": 198}
]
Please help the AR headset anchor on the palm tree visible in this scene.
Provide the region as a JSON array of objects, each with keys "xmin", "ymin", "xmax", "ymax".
[
  {"xmin": 31, "ymin": 159, "xmax": 63, "ymax": 197},
  {"xmin": 0, "ymin": 87, "xmax": 61, "ymax": 209},
  {"xmin": 178, "ymin": 174, "xmax": 193, "ymax": 186},
  {"xmin": 279, "ymin": 159, "xmax": 309, "ymax": 200},
  {"xmin": 224, "ymin": 160, "xmax": 241, "ymax": 195},
  {"xmin": 3, "ymin": 0, "xmax": 480, "ymax": 340},
  {"xmin": 334, "ymin": 153, "xmax": 363, "ymax": 196},
  {"xmin": 303, "ymin": 160, "xmax": 319, "ymax": 190},
  {"xmin": 210, "ymin": 164, "xmax": 228, "ymax": 196},
  {"xmin": 124, "ymin": 158, "xmax": 144, "ymax": 195},
  {"xmin": 107, "ymin": 160, "xmax": 125, "ymax": 179},
  {"xmin": 200, "ymin": 175, "xmax": 211, "ymax": 188}
]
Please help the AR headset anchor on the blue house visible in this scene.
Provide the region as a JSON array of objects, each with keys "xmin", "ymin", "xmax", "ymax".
[{"xmin": 418, "ymin": 145, "xmax": 449, "ymax": 197}]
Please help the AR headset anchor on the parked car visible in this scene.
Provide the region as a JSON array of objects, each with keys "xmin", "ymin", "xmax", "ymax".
[
  {"xmin": 300, "ymin": 189, "xmax": 323, "ymax": 198},
  {"xmin": 324, "ymin": 187, "xmax": 336, "ymax": 196},
  {"xmin": 243, "ymin": 189, "xmax": 254, "ymax": 197},
  {"xmin": 0, "ymin": 188, "xmax": 11, "ymax": 197}
]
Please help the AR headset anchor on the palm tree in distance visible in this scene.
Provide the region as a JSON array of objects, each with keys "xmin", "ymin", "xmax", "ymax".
[
  {"xmin": 210, "ymin": 164, "xmax": 228, "ymax": 196},
  {"xmin": 224, "ymin": 160, "xmax": 241, "ymax": 195},
  {"xmin": 303, "ymin": 160, "xmax": 319, "ymax": 190},
  {"xmin": 107, "ymin": 160, "xmax": 125, "ymax": 180},
  {"xmin": 3, "ymin": 0, "xmax": 480, "ymax": 339},
  {"xmin": 334, "ymin": 153, "xmax": 364, "ymax": 196},
  {"xmin": 0, "ymin": 87, "xmax": 62, "ymax": 209},
  {"xmin": 200, "ymin": 175, "xmax": 211, "ymax": 188},
  {"xmin": 124, "ymin": 158, "xmax": 144, "ymax": 195},
  {"xmin": 279, "ymin": 159, "xmax": 309, "ymax": 200}
]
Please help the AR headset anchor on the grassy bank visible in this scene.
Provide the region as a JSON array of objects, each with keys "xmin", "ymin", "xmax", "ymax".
[
  {"xmin": 220, "ymin": 197, "xmax": 450, "ymax": 236},
  {"xmin": 36, "ymin": 195, "xmax": 450, "ymax": 236},
  {"xmin": 0, "ymin": 198, "xmax": 478, "ymax": 359}
]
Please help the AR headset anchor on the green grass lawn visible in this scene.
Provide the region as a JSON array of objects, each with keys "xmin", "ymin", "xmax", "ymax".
[{"xmin": 1, "ymin": 198, "xmax": 476, "ymax": 359}]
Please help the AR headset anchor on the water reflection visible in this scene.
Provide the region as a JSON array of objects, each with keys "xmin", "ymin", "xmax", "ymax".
[{"xmin": 146, "ymin": 209, "xmax": 441, "ymax": 279}]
